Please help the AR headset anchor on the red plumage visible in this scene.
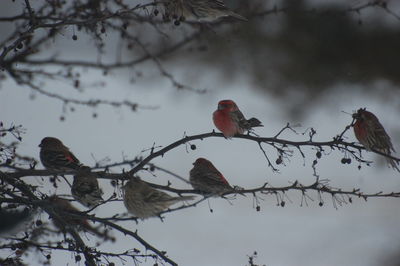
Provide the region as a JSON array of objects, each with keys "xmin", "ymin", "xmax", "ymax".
[
  {"xmin": 352, "ymin": 108, "xmax": 399, "ymax": 172},
  {"xmin": 213, "ymin": 100, "xmax": 262, "ymax": 138}
]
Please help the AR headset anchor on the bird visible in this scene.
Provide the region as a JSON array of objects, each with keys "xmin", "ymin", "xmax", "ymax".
[
  {"xmin": 39, "ymin": 137, "xmax": 85, "ymax": 171},
  {"xmin": 71, "ymin": 170, "xmax": 104, "ymax": 208},
  {"xmin": 189, "ymin": 157, "xmax": 233, "ymax": 196},
  {"xmin": 47, "ymin": 195, "xmax": 109, "ymax": 239},
  {"xmin": 163, "ymin": 0, "xmax": 248, "ymax": 23},
  {"xmin": 122, "ymin": 177, "xmax": 195, "ymax": 219},
  {"xmin": 213, "ymin": 99, "xmax": 263, "ymax": 138},
  {"xmin": 352, "ymin": 108, "xmax": 399, "ymax": 172}
]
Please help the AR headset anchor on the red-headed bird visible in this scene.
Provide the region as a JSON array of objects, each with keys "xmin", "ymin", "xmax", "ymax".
[
  {"xmin": 189, "ymin": 157, "xmax": 233, "ymax": 196},
  {"xmin": 122, "ymin": 177, "xmax": 195, "ymax": 219},
  {"xmin": 352, "ymin": 108, "xmax": 399, "ymax": 172},
  {"xmin": 39, "ymin": 137, "xmax": 84, "ymax": 171},
  {"xmin": 71, "ymin": 171, "xmax": 104, "ymax": 208},
  {"xmin": 213, "ymin": 100, "xmax": 263, "ymax": 138}
]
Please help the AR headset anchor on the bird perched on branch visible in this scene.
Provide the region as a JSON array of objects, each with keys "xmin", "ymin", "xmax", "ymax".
[
  {"xmin": 190, "ymin": 157, "xmax": 233, "ymax": 196},
  {"xmin": 163, "ymin": 0, "xmax": 248, "ymax": 22},
  {"xmin": 122, "ymin": 177, "xmax": 195, "ymax": 219},
  {"xmin": 213, "ymin": 100, "xmax": 263, "ymax": 138},
  {"xmin": 71, "ymin": 170, "xmax": 104, "ymax": 208},
  {"xmin": 47, "ymin": 195, "xmax": 111, "ymax": 239},
  {"xmin": 39, "ymin": 137, "xmax": 86, "ymax": 171},
  {"xmin": 352, "ymin": 108, "xmax": 399, "ymax": 172}
]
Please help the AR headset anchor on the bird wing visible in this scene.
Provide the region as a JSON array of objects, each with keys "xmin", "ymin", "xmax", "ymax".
[
  {"xmin": 203, "ymin": 171, "xmax": 230, "ymax": 186},
  {"xmin": 65, "ymin": 151, "xmax": 80, "ymax": 164},
  {"xmin": 370, "ymin": 119, "xmax": 395, "ymax": 153},
  {"xmin": 230, "ymin": 109, "xmax": 248, "ymax": 128},
  {"xmin": 210, "ymin": 0, "xmax": 228, "ymax": 9},
  {"xmin": 143, "ymin": 188, "xmax": 173, "ymax": 203},
  {"xmin": 41, "ymin": 150, "xmax": 81, "ymax": 169}
]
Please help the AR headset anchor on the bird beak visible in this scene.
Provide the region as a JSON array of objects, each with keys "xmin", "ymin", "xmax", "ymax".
[{"xmin": 38, "ymin": 143, "xmax": 42, "ymax": 147}]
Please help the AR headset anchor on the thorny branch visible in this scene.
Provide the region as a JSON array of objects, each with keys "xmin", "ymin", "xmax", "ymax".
[
  {"xmin": 1, "ymin": 120, "xmax": 400, "ymax": 265},
  {"xmin": 0, "ymin": 171, "xmax": 178, "ymax": 266}
]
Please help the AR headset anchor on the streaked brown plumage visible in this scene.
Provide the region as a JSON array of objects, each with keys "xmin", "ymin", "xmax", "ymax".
[
  {"xmin": 71, "ymin": 171, "xmax": 104, "ymax": 208},
  {"xmin": 39, "ymin": 137, "xmax": 84, "ymax": 171},
  {"xmin": 122, "ymin": 178, "xmax": 195, "ymax": 219},
  {"xmin": 189, "ymin": 157, "xmax": 233, "ymax": 196},
  {"xmin": 352, "ymin": 108, "xmax": 399, "ymax": 172},
  {"xmin": 163, "ymin": 0, "xmax": 248, "ymax": 22},
  {"xmin": 47, "ymin": 195, "xmax": 105, "ymax": 238}
]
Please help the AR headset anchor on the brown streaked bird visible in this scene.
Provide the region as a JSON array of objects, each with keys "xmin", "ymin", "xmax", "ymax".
[
  {"xmin": 189, "ymin": 157, "xmax": 233, "ymax": 196},
  {"xmin": 122, "ymin": 177, "xmax": 195, "ymax": 219},
  {"xmin": 352, "ymin": 108, "xmax": 399, "ymax": 172},
  {"xmin": 39, "ymin": 137, "xmax": 85, "ymax": 171},
  {"xmin": 47, "ymin": 195, "xmax": 109, "ymax": 239},
  {"xmin": 71, "ymin": 170, "xmax": 104, "ymax": 208}
]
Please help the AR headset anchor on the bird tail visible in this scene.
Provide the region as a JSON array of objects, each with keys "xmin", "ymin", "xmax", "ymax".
[
  {"xmin": 375, "ymin": 147, "xmax": 400, "ymax": 173},
  {"xmin": 231, "ymin": 185, "xmax": 247, "ymax": 197},
  {"xmin": 174, "ymin": 195, "xmax": 196, "ymax": 202},
  {"xmin": 227, "ymin": 10, "xmax": 248, "ymax": 21},
  {"xmin": 387, "ymin": 158, "xmax": 400, "ymax": 172},
  {"xmin": 247, "ymin": 117, "xmax": 263, "ymax": 128}
]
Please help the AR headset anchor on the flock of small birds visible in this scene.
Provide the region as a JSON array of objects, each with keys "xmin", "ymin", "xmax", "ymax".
[{"xmin": 37, "ymin": 100, "xmax": 398, "ymax": 236}]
